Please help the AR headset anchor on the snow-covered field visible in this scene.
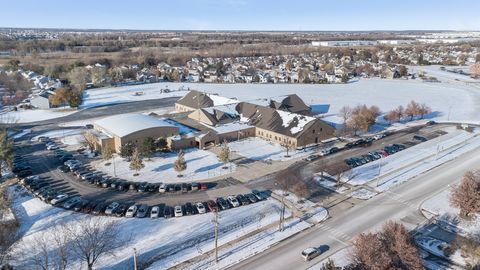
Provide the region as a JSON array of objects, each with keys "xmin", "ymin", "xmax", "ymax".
[
  {"xmin": 229, "ymin": 137, "xmax": 314, "ymax": 161},
  {"xmin": 421, "ymin": 188, "xmax": 480, "ymax": 237},
  {"xmin": 1, "ymin": 109, "xmax": 76, "ymax": 123},
  {"xmin": 338, "ymin": 128, "xmax": 480, "ymax": 192},
  {"xmin": 80, "ymin": 84, "xmax": 188, "ymax": 108},
  {"xmin": 93, "ymin": 148, "xmax": 236, "ymax": 183},
  {"xmin": 8, "ymin": 185, "xmax": 309, "ymax": 270},
  {"xmin": 80, "ymin": 77, "xmax": 480, "ymax": 125}
]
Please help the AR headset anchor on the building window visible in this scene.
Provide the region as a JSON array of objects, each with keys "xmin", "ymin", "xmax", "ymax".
[{"xmin": 312, "ymin": 130, "xmax": 315, "ymax": 134}]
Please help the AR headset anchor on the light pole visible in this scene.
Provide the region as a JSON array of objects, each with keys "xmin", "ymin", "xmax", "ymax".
[
  {"xmin": 133, "ymin": 248, "xmax": 138, "ymax": 270},
  {"xmin": 212, "ymin": 210, "xmax": 219, "ymax": 263}
]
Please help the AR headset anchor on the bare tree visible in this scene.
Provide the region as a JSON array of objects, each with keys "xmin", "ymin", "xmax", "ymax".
[
  {"xmin": 339, "ymin": 106, "xmax": 352, "ymax": 135},
  {"xmin": 450, "ymin": 170, "xmax": 480, "ymax": 218},
  {"xmin": 405, "ymin": 100, "xmax": 420, "ymax": 121},
  {"xmin": 351, "ymin": 221, "xmax": 424, "ymax": 270},
  {"xmin": 68, "ymin": 218, "xmax": 128, "ymax": 270},
  {"xmin": 81, "ymin": 132, "xmax": 97, "ymax": 150}
]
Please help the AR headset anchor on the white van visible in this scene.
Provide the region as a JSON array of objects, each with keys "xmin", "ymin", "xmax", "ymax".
[{"xmin": 301, "ymin": 247, "xmax": 320, "ymax": 261}]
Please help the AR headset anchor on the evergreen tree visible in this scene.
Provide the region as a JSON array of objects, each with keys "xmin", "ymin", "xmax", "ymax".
[
  {"xmin": 101, "ymin": 147, "xmax": 113, "ymax": 163},
  {"xmin": 174, "ymin": 150, "xmax": 187, "ymax": 176},
  {"xmin": 156, "ymin": 137, "xmax": 168, "ymax": 151},
  {"xmin": 119, "ymin": 143, "xmax": 134, "ymax": 158},
  {"xmin": 140, "ymin": 137, "xmax": 156, "ymax": 159},
  {"xmin": 218, "ymin": 140, "xmax": 231, "ymax": 167},
  {"xmin": 129, "ymin": 148, "xmax": 144, "ymax": 174},
  {"xmin": 0, "ymin": 128, "xmax": 14, "ymax": 178}
]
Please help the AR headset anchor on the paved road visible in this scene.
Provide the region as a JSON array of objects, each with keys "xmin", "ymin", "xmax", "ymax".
[
  {"xmin": 14, "ymin": 97, "xmax": 179, "ymax": 128},
  {"xmin": 229, "ymin": 143, "xmax": 480, "ymax": 270}
]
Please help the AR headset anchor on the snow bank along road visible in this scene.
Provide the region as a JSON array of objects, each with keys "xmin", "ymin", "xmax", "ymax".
[{"xmin": 229, "ymin": 140, "xmax": 480, "ymax": 270}]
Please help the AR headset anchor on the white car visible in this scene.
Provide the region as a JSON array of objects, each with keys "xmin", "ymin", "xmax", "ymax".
[
  {"xmin": 51, "ymin": 194, "xmax": 69, "ymax": 205},
  {"xmin": 227, "ymin": 196, "xmax": 240, "ymax": 207},
  {"xmin": 45, "ymin": 141, "xmax": 56, "ymax": 147},
  {"xmin": 195, "ymin": 202, "xmax": 206, "ymax": 214},
  {"xmin": 301, "ymin": 247, "xmax": 321, "ymax": 261},
  {"xmin": 373, "ymin": 133, "xmax": 387, "ymax": 140},
  {"xmin": 319, "ymin": 149, "xmax": 330, "ymax": 156},
  {"xmin": 65, "ymin": 160, "xmax": 81, "ymax": 166},
  {"xmin": 158, "ymin": 183, "xmax": 167, "ymax": 193},
  {"xmin": 21, "ymin": 175, "xmax": 40, "ymax": 184},
  {"xmin": 125, "ymin": 205, "xmax": 137, "ymax": 218},
  {"xmin": 104, "ymin": 202, "xmax": 120, "ymax": 215},
  {"xmin": 150, "ymin": 206, "xmax": 159, "ymax": 218},
  {"xmin": 47, "ymin": 144, "xmax": 59, "ymax": 150},
  {"xmin": 174, "ymin": 205, "xmax": 183, "ymax": 217}
]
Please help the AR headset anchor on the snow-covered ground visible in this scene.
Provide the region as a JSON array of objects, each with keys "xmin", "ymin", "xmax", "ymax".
[
  {"xmin": 338, "ymin": 128, "xmax": 480, "ymax": 192},
  {"xmin": 421, "ymin": 188, "xmax": 480, "ymax": 237},
  {"xmin": 93, "ymin": 148, "xmax": 236, "ymax": 183},
  {"xmin": 349, "ymin": 188, "xmax": 378, "ymax": 200},
  {"xmin": 313, "ymin": 173, "xmax": 349, "ymax": 194},
  {"xmin": 229, "ymin": 137, "xmax": 314, "ymax": 161},
  {"xmin": 8, "ymin": 185, "xmax": 308, "ymax": 270},
  {"xmin": 80, "ymin": 85, "xmax": 188, "ymax": 108},
  {"xmin": 12, "ymin": 129, "xmax": 31, "ymax": 139},
  {"xmin": 80, "ymin": 78, "xmax": 480, "ymax": 125},
  {"xmin": 311, "ymin": 247, "xmax": 352, "ymax": 270},
  {"xmin": 0, "ymin": 108, "xmax": 76, "ymax": 123}
]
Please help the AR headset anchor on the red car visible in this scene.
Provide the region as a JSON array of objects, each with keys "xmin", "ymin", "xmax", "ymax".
[
  {"xmin": 207, "ymin": 200, "xmax": 219, "ymax": 212},
  {"xmin": 200, "ymin": 183, "xmax": 208, "ymax": 191}
]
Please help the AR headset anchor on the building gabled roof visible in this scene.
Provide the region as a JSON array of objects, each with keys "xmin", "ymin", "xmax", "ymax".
[{"xmin": 176, "ymin": 90, "xmax": 239, "ymax": 109}]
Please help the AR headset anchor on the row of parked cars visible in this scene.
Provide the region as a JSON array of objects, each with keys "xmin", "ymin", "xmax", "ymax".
[
  {"xmin": 20, "ymin": 175, "xmax": 268, "ymax": 218},
  {"xmin": 344, "ymin": 143, "xmax": 406, "ymax": 168},
  {"xmin": 12, "ymin": 154, "xmax": 33, "ymax": 178}
]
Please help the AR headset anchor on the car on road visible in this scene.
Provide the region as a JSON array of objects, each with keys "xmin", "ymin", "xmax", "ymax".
[
  {"xmin": 125, "ymin": 205, "xmax": 138, "ymax": 218},
  {"xmin": 51, "ymin": 194, "xmax": 69, "ymax": 205},
  {"xmin": 195, "ymin": 202, "xmax": 206, "ymax": 214},
  {"xmin": 150, "ymin": 206, "xmax": 160, "ymax": 218},
  {"xmin": 105, "ymin": 202, "xmax": 120, "ymax": 215},
  {"xmin": 136, "ymin": 204, "xmax": 149, "ymax": 218},
  {"xmin": 227, "ymin": 195, "xmax": 240, "ymax": 207},
  {"xmin": 63, "ymin": 197, "xmax": 82, "ymax": 209},
  {"xmin": 301, "ymin": 247, "xmax": 321, "ymax": 261},
  {"xmin": 305, "ymin": 154, "xmax": 319, "ymax": 161},
  {"xmin": 174, "ymin": 205, "xmax": 183, "ymax": 217}
]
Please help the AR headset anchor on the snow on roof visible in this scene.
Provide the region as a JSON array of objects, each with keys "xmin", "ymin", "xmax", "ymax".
[
  {"xmin": 203, "ymin": 121, "xmax": 253, "ymax": 134},
  {"xmin": 208, "ymin": 94, "xmax": 238, "ymax": 106},
  {"xmin": 94, "ymin": 114, "xmax": 177, "ymax": 137},
  {"xmin": 276, "ymin": 110, "xmax": 316, "ymax": 135}
]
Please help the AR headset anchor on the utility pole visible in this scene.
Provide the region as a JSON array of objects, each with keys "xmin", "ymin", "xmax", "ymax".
[
  {"xmin": 279, "ymin": 190, "xmax": 286, "ymax": 231},
  {"xmin": 213, "ymin": 210, "xmax": 219, "ymax": 263},
  {"xmin": 133, "ymin": 248, "xmax": 138, "ymax": 270}
]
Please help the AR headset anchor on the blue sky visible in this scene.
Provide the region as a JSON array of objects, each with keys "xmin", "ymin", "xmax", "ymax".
[{"xmin": 1, "ymin": 0, "xmax": 479, "ymax": 31}]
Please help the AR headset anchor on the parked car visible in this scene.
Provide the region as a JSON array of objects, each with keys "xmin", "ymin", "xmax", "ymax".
[
  {"xmin": 136, "ymin": 204, "xmax": 149, "ymax": 218},
  {"xmin": 195, "ymin": 202, "xmax": 206, "ymax": 214},
  {"xmin": 114, "ymin": 204, "xmax": 128, "ymax": 217},
  {"xmin": 17, "ymin": 169, "xmax": 33, "ymax": 178},
  {"xmin": 185, "ymin": 202, "xmax": 193, "ymax": 215},
  {"xmin": 74, "ymin": 199, "xmax": 89, "ymax": 212},
  {"xmin": 105, "ymin": 202, "xmax": 120, "ymax": 215},
  {"xmin": 252, "ymin": 190, "xmax": 266, "ymax": 201},
  {"xmin": 191, "ymin": 182, "xmax": 199, "ymax": 191},
  {"xmin": 47, "ymin": 144, "xmax": 59, "ymax": 150},
  {"xmin": 319, "ymin": 149, "xmax": 330, "ymax": 156},
  {"xmin": 125, "ymin": 205, "xmax": 138, "ymax": 218},
  {"xmin": 181, "ymin": 183, "xmax": 188, "ymax": 193},
  {"xmin": 63, "ymin": 197, "xmax": 82, "ymax": 209},
  {"xmin": 200, "ymin": 183, "xmax": 208, "ymax": 191},
  {"xmin": 58, "ymin": 165, "xmax": 70, "ymax": 173},
  {"xmin": 51, "ymin": 194, "xmax": 69, "ymax": 205},
  {"xmin": 158, "ymin": 183, "xmax": 167, "ymax": 193},
  {"xmin": 329, "ymin": 147, "xmax": 339, "ymax": 154},
  {"xmin": 164, "ymin": 205, "xmax": 172, "ymax": 218},
  {"xmin": 92, "ymin": 202, "xmax": 108, "ymax": 215},
  {"xmin": 301, "ymin": 247, "xmax": 321, "ymax": 261},
  {"xmin": 227, "ymin": 195, "xmax": 240, "ymax": 207},
  {"xmin": 216, "ymin": 197, "xmax": 229, "ymax": 210},
  {"xmin": 118, "ymin": 182, "xmax": 129, "ymax": 191},
  {"xmin": 236, "ymin": 194, "xmax": 250, "ymax": 205},
  {"xmin": 138, "ymin": 182, "xmax": 148, "ymax": 192},
  {"xmin": 413, "ymin": 135, "xmax": 428, "ymax": 142},
  {"xmin": 206, "ymin": 200, "xmax": 219, "ymax": 212},
  {"xmin": 246, "ymin": 193, "xmax": 258, "ymax": 203},
  {"xmin": 174, "ymin": 205, "xmax": 183, "ymax": 217},
  {"xmin": 150, "ymin": 206, "xmax": 160, "ymax": 218}
]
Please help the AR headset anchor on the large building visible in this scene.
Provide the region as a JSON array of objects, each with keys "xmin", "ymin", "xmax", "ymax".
[{"xmin": 91, "ymin": 114, "xmax": 179, "ymax": 153}]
